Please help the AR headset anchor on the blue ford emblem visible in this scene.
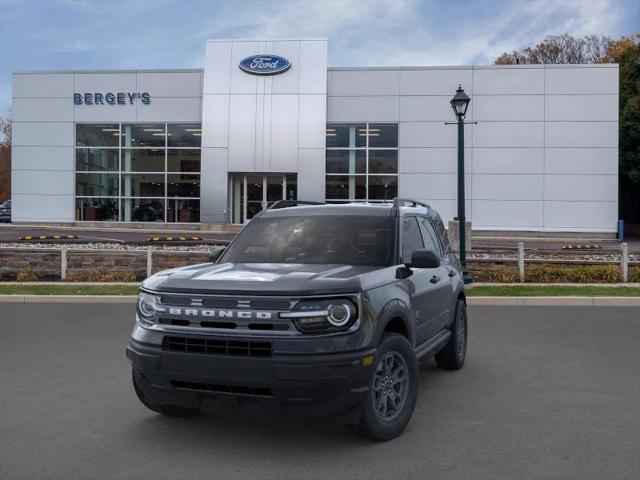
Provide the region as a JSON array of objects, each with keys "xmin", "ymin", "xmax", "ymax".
[{"xmin": 239, "ymin": 55, "xmax": 291, "ymax": 75}]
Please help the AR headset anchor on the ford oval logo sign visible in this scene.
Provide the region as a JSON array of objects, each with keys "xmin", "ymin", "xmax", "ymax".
[{"xmin": 239, "ymin": 55, "xmax": 291, "ymax": 75}]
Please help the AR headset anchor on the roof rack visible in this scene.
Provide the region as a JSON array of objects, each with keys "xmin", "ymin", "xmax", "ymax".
[
  {"xmin": 268, "ymin": 200, "xmax": 325, "ymax": 210},
  {"xmin": 391, "ymin": 198, "xmax": 431, "ymax": 209}
]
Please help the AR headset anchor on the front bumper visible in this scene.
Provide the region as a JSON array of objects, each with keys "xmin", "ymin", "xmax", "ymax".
[{"xmin": 127, "ymin": 333, "xmax": 376, "ymax": 419}]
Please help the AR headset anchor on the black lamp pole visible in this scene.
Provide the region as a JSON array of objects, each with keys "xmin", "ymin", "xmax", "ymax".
[{"xmin": 450, "ymin": 85, "xmax": 472, "ymax": 284}]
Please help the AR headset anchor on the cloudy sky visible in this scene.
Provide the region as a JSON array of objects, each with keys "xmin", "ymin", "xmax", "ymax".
[{"xmin": 0, "ymin": 0, "xmax": 638, "ymax": 115}]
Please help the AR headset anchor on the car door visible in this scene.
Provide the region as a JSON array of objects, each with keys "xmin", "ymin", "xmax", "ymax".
[
  {"xmin": 418, "ymin": 216, "xmax": 452, "ymax": 335},
  {"xmin": 400, "ymin": 216, "xmax": 441, "ymax": 346}
]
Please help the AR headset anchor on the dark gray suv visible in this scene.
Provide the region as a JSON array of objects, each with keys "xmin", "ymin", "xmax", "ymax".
[{"xmin": 127, "ymin": 198, "xmax": 467, "ymax": 440}]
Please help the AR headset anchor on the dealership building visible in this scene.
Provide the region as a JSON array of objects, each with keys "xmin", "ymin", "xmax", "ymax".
[{"xmin": 11, "ymin": 39, "xmax": 619, "ymax": 232}]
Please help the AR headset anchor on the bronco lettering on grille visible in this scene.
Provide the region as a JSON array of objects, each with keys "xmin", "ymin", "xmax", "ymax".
[{"xmin": 159, "ymin": 307, "xmax": 273, "ymax": 320}]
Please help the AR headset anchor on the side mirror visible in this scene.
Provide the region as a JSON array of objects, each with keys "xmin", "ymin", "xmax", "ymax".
[
  {"xmin": 409, "ymin": 249, "xmax": 440, "ymax": 269},
  {"xmin": 208, "ymin": 246, "xmax": 226, "ymax": 263}
]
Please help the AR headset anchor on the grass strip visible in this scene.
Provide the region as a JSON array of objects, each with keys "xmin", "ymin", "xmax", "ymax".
[{"xmin": 467, "ymin": 285, "xmax": 640, "ymax": 297}]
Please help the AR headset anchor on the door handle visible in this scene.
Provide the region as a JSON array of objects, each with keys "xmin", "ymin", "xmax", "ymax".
[{"xmin": 430, "ymin": 275, "xmax": 441, "ymax": 284}]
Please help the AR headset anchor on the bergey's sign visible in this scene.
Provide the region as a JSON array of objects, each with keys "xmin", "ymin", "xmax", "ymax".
[
  {"xmin": 239, "ymin": 55, "xmax": 291, "ymax": 75},
  {"xmin": 74, "ymin": 92, "xmax": 151, "ymax": 105}
]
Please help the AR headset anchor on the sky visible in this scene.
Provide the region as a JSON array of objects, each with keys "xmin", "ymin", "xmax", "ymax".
[{"xmin": 0, "ymin": 0, "xmax": 638, "ymax": 116}]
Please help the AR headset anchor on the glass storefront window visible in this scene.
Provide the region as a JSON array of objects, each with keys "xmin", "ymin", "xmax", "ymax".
[
  {"xmin": 326, "ymin": 150, "xmax": 366, "ymax": 174},
  {"xmin": 167, "ymin": 174, "xmax": 200, "ymax": 197},
  {"xmin": 368, "ymin": 176, "xmax": 398, "ymax": 200},
  {"xmin": 121, "ymin": 124, "xmax": 165, "ymax": 148},
  {"xmin": 167, "ymin": 199, "xmax": 200, "ymax": 223},
  {"xmin": 76, "ymin": 124, "xmax": 120, "ymax": 147},
  {"xmin": 369, "ymin": 150, "xmax": 398, "ymax": 174},
  {"xmin": 121, "ymin": 174, "xmax": 165, "ymax": 197},
  {"xmin": 325, "ymin": 123, "xmax": 399, "ymax": 202},
  {"xmin": 168, "ymin": 124, "xmax": 202, "ymax": 147},
  {"xmin": 121, "ymin": 198, "xmax": 165, "ymax": 222},
  {"xmin": 121, "ymin": 149, "xmax": 165, "ymax": 172},
  {"xmin": 75, "ymin": 198, "xmax": 119, "ymax": 221},
  {"xmin": 74, "ymin": 123, "xmax": 201, "ymax": 222},
  {"xmin": 368, "ymin": 124, "xmax": 398, "ymax": 148},
  {"xmin": 167, "ymin": 149, "xmax": 200, "ymax": 172},
  {"xmin": 75, "ymin": 148, "xmax": 118, "ymax": 171},
  {"xmin": 76, "ymin": 173, "xmax": 119, "ymax": 197},
  {"xmin": 326, "ymin": 123, "xmax": 366, "ymax": 148},
  {"xmin": 285, "ymin": 174, "xmax": 297, "ymax": 201},
  {"xmin": 326, "ymin": 175, "xmax": 366, "ymax": 200}
]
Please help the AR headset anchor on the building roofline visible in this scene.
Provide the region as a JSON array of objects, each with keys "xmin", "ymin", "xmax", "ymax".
[{"xmin": 13, "ymin": 68, "xmax": 204, "ymax": 75}]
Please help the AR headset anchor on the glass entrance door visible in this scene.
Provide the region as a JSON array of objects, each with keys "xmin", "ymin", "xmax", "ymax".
[{"xmin": 229, "ymin": 174, "xmax": 297, "ymax": 223}]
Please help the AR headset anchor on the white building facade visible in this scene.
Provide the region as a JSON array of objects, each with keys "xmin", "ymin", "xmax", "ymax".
[{"xmin": 11, "ymin": 39, "xmax": 619, "ymax": 232}]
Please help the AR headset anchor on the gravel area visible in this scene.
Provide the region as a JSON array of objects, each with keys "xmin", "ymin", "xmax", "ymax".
[{"xmin": 0, "ymin": 242, "xmax": 222, "ymax": 252}]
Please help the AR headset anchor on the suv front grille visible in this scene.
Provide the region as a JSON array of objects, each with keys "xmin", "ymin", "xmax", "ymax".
[
  {"xmin": 171, "ymin": 380, "xmax": 274, "ymax": 397},
  {"xmin": 162, "ymin": 336, "xmax": 272, "ymax": 357}
]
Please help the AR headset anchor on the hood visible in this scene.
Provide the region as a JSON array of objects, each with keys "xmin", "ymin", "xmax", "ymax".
[{"xmin": 142, "ymin": 262, "xmax": 396, "ymax": 296}]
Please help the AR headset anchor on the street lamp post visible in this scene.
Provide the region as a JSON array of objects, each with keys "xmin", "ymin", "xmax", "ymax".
[{"xmin": 450, "ymin": 85, "xmax": 472, "ymax": 284}]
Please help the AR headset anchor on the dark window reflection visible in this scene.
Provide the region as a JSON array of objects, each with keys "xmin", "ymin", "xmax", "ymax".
[
  {"xmin": 121, "ymin": 124, "xmax": 165, "ymax": 147},
  {"xmin": 368, "ymin": 176, "xmax": 398, "ymax": 200},
  {"xmin": 75, "ymin": 149, "xmax": 118, "ymax": 171},
  {"xmin": 121, "ymin": 149, "xmax": 165, "ymax": 172},
  {"xmin": 76, "ymin": 124, "xmax": 119, "ymax": 147},
  {"xmin": 121, "ymin": 174, "xmax": 165, "ymax": 197},
  {"xmin": 121, "ymin": 199, "xmax": 165, "ymax": 222},
  {"xmin": 285, "ymin": 174, "xmax": 297, "ymax": 201},
  {"xmin": 326, "ymin": 123, "xmax": 366, "ymax": 148},
  {"xmin": 76, "ymin": 173, "xmax": 118, "ymax": 196},
  {"xmin": 368, "ymin": 124, "xmax": 398, "ymax": 148},
  {"xmin": 326, "ymin": 175, "xmax": 366, "ymax": 200},
  {"xmin": 75, "ymin": 198, "xmax": 119, "ymax": 221},
  {"xmin": 326, "ymin": 150, "xmax": 366, "ymax": 174},
  {"xmin": 168, "ymin": 199, "xmax": 200, "ymax": 222},
  {"xmin": 168, "ymin": 124, "xmax": 202, "ymax": 147},
  {"xmin": 369, "ymin": 150, "xmax": 398, "ymax": 173},
  {"xmin": 167, "ymin": 174, "xmax": 200, "ymax": 197},
  {"xmin": 167, "ymin": 149, "xmax": 201, "ymax": 172}
]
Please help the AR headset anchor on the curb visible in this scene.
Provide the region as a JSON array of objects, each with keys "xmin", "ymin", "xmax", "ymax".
[
  {"xmin": 467, "ymin": 296, "xmax": 640, "ymax": 306},
  {"xmin": 0, "ymin": 295, "xmax": 639, "ymax": 306}
]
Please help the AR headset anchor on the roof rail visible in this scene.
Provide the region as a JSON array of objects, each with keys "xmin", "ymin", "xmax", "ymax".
[
  {"xmin": 391, "ymin": 198, "xmax": 430, "ymax": 209},
  {"xmin": 268, "ymin": 200, "xmax": 325, "ymax": 210}
]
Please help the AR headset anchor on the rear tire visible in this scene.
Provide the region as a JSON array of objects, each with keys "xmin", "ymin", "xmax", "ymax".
[
  {"xmin": 132, "ymin": 370, "xmax": 200, "ymax": 417},
  {"xmin": 435, "ymin": 299, "xmax": 467, "ymax": 370},
  {"xmin": 355, "ymin": 333, "xmax": 418, "ymax": 441}
]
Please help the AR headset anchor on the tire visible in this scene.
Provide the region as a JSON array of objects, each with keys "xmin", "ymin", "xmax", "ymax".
[
  {"xmin": 355, "ymin": 333, "xmax": 419, "ymax": 441},
  {"xmin": 132, "ymin": 370, "xmax": 200, "ymax": 417},
  {"xmin": 435, "ymin": 299, "xmax": 467, "ymax": 370}
]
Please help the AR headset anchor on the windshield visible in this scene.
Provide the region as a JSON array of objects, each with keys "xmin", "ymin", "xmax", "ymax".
[{"xmin": 220, "ymin": 215, "xmax": 396, "ymax": 266}]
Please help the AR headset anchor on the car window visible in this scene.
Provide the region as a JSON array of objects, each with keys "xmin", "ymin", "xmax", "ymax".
[
  {"xmin": 419, "ymin": 217, "xmax": 442, "ymax": 257},
  {"xmin": 220, "ymin": 215, "xmax": 396, "ymax": 266},
  {"xmin": 401, "ymin": 217, "xmax": 424, "ymax": 264}
]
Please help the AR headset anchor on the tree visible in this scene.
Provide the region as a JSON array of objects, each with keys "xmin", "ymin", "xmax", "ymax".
[
  {"xmin": 0, "ymin": 117, "xmax": 10, "ymax": 202},
  {"xmin": 495, "ymin": 34, "xmax": 610, "ymax": 65},
  {"xmin": 495, "ymin": 34, "xmax": 640, "ymax": 226}
]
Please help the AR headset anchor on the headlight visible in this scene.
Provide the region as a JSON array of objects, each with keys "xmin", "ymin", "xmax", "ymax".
[
  {"xmin": 137, "ymin": 291, "xmax": 161, "ymax": 326},
  {"xmin": 281, "ymin": 298, "xmax": 358, "ymax": 333}
]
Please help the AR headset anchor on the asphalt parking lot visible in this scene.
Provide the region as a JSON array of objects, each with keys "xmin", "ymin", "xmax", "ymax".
[{"xmin": 0, "ymin": 304, "xmax": 638, "ymax": 480}]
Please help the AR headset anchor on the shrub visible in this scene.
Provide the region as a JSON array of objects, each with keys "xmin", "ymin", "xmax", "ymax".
[
  {"xmin": 103, "ymin": 271, "xmax": 138, "ymax": 282},
  {"xmin": 16, "ymin": 269, "xmax": 38, "ymax": 282},
  {"xmin": 526, "ymin": 264, "xmax": 620, "ymax": 283},
  {"xmin": 630, "ymin": 266, "xmax": 640, "ymax": 283},
  {"xmin": 468, "ymin": 263, "xmax": 518, "ymax": 282}
]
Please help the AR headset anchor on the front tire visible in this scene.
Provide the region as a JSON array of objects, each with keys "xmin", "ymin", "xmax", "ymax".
[
  {"xmin": 435, "ymin": 299, "xmax": 467, "ymax": 370},
  {"xmin": 132, "ymin": 370, "xmax": 200, "ymax": 417},
  {"xmin": 355, "ymin": 333, "xmax": 418, "ymax": 441}
]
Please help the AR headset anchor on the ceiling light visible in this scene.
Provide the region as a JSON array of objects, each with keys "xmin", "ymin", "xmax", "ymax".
[
  {"xmin": 184, "ymin": 128, "xmax": 201, "ymax": 132},
  {"xmin": 143, "ymin": 128, "xmax": 164, "ymax": 132},
  {"xmin": 102, "ymin": 128, "xmax": 120, "ymax": 132}
]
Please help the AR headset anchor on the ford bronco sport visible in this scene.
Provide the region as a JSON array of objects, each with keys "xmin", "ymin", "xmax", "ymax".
[{"xmin": 127, "ymin": 198, "xmax": 467, "ymax": 440}]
